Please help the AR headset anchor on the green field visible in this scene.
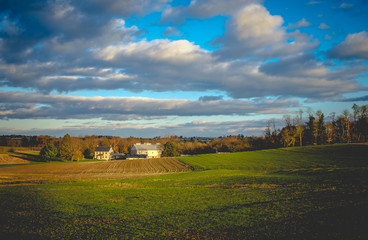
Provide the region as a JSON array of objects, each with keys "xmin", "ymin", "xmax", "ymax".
[{"xmin": 0, "ymin": 144, "xmax": 367, "ymax": 239}]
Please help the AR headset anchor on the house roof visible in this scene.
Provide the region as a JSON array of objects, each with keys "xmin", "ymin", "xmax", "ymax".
[
  {"xmin": 95, "ymin": 146, "xmax": 112, "ymax": 152},
  {"xmin": 132, "ymin": 143, "xmax": 161, "ymax": 151}
]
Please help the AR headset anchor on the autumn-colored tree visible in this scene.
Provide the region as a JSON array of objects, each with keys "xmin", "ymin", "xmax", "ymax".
[
  {"xmin": 280, "ymin": 115, "xmax": 297, "ymax": 147},
  {"xmin": 280, "ymin": 125, "xmax": 297, "ymax": 147},
  {"xmin": 342, "ymin": 110, "xmax": 351, "ymax": 143},
  {"xmin": 295, "ymin": 110, "xmax": 304, "ymax": 146},
  {"xmin": 99, "ymin": 137, "xmax": 111, "ymax": 147},
  {"xmin": 110, "ymin": 136, "xmax": 121, "ymax": 152},
  {"xmin": 83, "ymin": 135, "xmax": 98, "ymax": 158},
  {"xmin": 72, "ymin": 150, "xmax": 84, "ymax": 162}
]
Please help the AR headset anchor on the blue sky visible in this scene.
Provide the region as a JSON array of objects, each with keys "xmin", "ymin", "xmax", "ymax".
[{"xmin": 0, "ymin": 0, "xmax": 367, "ymax": 137}]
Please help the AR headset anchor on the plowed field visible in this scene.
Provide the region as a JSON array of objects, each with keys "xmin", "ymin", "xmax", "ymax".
[
  {"xmin": 0, "ymin": 158, "xmax": 192, "ymax": 184},
  {"xmin": 0, "ymin": 154, "xmax": 30, "ymax": 165}
]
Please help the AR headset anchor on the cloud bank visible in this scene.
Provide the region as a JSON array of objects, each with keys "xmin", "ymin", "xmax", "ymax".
[
  {"xmin": 0, "ymin": 90, "xmax": 299, "ymax": 120},
  {"xmin": 0, "ymin": 1, "xmax": 365, "ymax": 101}
]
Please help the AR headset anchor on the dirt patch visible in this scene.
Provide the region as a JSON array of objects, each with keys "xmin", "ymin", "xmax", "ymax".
[{"xmin": 0, "ymin": 154, "xmax": 30, "ymax": 165}]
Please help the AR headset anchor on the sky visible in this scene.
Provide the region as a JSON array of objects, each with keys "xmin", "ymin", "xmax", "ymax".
[{"xmin": 0, "ymin": 0, "xmax": 368, "ymax": 138}]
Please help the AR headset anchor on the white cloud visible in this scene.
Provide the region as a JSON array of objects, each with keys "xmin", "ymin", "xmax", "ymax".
[
  {"xmin": 318, "ymin": 22, "xmax": 330, "ymax": 29},
  {"xmin": 327, "ymin": 31, "xmax": 368, "ymax": 59},
  {"xmin": 213, "ymin": 4, "xmax": 284, "ymax": 58},
  {"xmin": 324, "ymin": 34, "xmax": 332, "ymax": 40},
  {"xmin": 289, "ymin": 18, "xmax": 312, "ymax": 29},
  {"xmin": 338, "ymin": 3, "xmax": 355, "ymax": 9},
  {"xmin": 162, "ymin": 26, "xmax": 182, "ymax": 36},
  {"xmin": 0, "ymin": 1, "xmax": 365, "ymax": 102},
  {"xmin": 213, "ymin": 4, "xmax": 319, "ymax": 59},
  {"xmin": 234, "ymin": 4, "xmax": 284, "ymax": 40},
  {"xmin": 95, "ymin": 39, "xmax": 210, "ymax": 64},
  {"xmin": 161, "ymin": 0, "xmax": 260, "ymax": 24},
  {"xmin": 0, "ymin": 32, "xmax": 362, "ymax": 100}
]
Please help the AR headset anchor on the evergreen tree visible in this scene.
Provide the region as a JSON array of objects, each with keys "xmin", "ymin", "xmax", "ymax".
[
  {"xmin": 162, "ymin": 141, "xmax": 178, "ymax": 157},
  {"xmin": 352, "ymin": 104, "xmax": 368, "ymax": 142},
  {"xmin": 357, "ymin": 105, "xmax": 368, "ymax": 142},
  {"xmin": 59, "ymin": 134, "xmax": 74, "ymax": 161},
  {"xmin": 39, "ymin": 144, "xmax": 57, "ymax": 162},
  {"xmin": 304, "ymin": 114, "xmax": 316, "ymax": 145},
  {"xmin": 316, "ymin": 110, "xmax": 327, "ymax": 145}
]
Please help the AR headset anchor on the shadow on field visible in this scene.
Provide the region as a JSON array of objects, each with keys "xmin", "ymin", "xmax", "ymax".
[
  {"xmin": 0, "ymin": 185, "xmax": 148, "ymax": 240},
  {"xmin": 0, "ymin": 186, "xmax": 50, "ymax": 240},
  {"xmin": 9, "ymin": 153, "xmax": 38, "ymax": 162},
  {"xmin": 246, "ymin": 204, "xmax": 368, "ymax": 240}
]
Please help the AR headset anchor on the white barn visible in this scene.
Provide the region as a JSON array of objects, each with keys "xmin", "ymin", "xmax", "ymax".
[{"xmin": 130, "ymin": 143, "xmax": 162, "ymax": 159}]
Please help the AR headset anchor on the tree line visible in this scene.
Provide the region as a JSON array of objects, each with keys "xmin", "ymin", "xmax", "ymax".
[
  {"xmin": 264, "ymin": 103, "xmax": 368, "ymax": 149},
  {"xmin": 1, "ymin": 104, "xmax": 367, "ymax": 160}
]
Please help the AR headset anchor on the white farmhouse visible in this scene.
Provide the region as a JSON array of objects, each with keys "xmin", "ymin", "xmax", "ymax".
[
  {"xmin": 94, "ymin": 146, "xmax": 113, "ymax": 160},
  {"xmin": 130, "ymin": 143, "xmax": 162, "ymax": 159}
]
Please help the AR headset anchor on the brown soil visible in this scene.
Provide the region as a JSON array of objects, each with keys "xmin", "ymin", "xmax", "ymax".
[
  {"xmin": 0, "ymin": 154, "xmax": 30, "ymax": 165},
  {"xmin": 0, "ymin": 158, "xmax": 192, "ymax": 186}
]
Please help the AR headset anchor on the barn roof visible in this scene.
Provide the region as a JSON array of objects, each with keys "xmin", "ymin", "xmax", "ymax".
[
  {"xmin": 95, "ymin": 146, "xmax": 112, "ymax": 152},
  {"xmin": 132, "ymin": 143, "xmax": 161, "ymax": 151}
]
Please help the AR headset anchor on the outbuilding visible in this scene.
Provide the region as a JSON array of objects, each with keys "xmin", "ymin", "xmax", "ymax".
[{"xmin": 130, "ymin": 143, "xmax": 162, "ymax": 159}]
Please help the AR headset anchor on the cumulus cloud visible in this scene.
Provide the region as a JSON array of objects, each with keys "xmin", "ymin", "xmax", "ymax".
[
  {"xmin": 288, "ymin": 18, "xmax": 312, "ymax": 29},
  {"xmin": 0, "ymin": 90, "xmax": 301, "ymax": 120},
  {"xmin": 75, "ymin": 0, "xmax": 171, "ymax": 16},
  {"xmin": 259, "ymin": 54, "xmax": 328, "ymax": 78},
  {"xmin": 162, "ymin": 26, "xmax": 182, "ymax": 37},
  {"xmin": 95, "ymin": 39, "xmax": 210, "ymax": 65},
  {"xmin": 257, "ymin": 53, "xmax": 368, "ymax": 99},
  {"xmin": 0, "ymin": 0, "xmax": 365, "ymax": 102},
  {"xmin": 324, "ymin": 34, "xmax": 332, "ymax": 40},
  {"xmin": 213, "ymin": 4, "xmax": 284, "ymax": 58},
  {"xmin": 161, "ymin": 0, "xmax": 261, "ymax": 25},
  {"xmin": 0, "ymin": 0, "xmax": 163, "ymax": 63},
  {"xmin": 0, "ymin": 33, "xmax": 363, "ymax": 100},
  {"xmin": 327, "ymin": 31, "xmax": 368, "ymax": 59},
  {"xmin": 91, "ymin": 36, "xmax": 362, "ymax": 99},
  {"xmin": 318, "ymin": 22, "xmax": 330, "ymax": 29},
  {"xmin": 213, "ymin": 4, "xmax": 319, "ymax": 59}
]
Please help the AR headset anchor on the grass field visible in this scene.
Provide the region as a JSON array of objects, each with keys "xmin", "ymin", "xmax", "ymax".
[{"xmin": 0, "ymin": 144, "xmax": 367, "ymax": 239}]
